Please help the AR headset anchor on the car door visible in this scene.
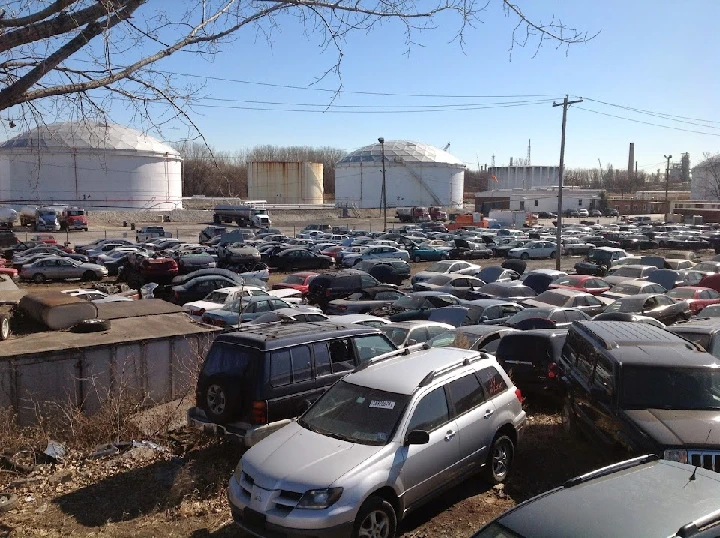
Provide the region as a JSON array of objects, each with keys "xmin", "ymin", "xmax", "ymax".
[
  {"xmin": 584, "ymin": 295, "xmax": 605, "ymax": 316},
  {"xmin": 550, "ymin": 310, "xmax": 569, "ymax": 327},
  {"xmin": 399, "ymin": 386, "xmax": 461, "ymax": 509},
  {"xmin": 445, "ymin": 373, "xmax": 495, "ymax": 472},
  {"xmin": 656, "ymin": 294, "xmax": 683, "ymax": 322}
]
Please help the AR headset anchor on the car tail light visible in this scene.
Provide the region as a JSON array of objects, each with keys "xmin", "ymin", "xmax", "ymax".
[
  {"xmin": 251, "ymin": 401, "xmax": 267, "ymax": 425},
  {"xmin": 336, "ymin": 305, "xmax": 347, "ymax": 311},
  {"xmin": 547, "ymin": 362, "xmax": 558, "ymax": 379},
  {"xmin": 174, "ymin": 291, "xmax": 180, "ymax": 301},
  {"xmin": 515, "ymin": 388, "xmax": 524, "ymax": 403},
  {"xmin": 325, "ymin": 289, "xmax": 332, "ymax": 297}
]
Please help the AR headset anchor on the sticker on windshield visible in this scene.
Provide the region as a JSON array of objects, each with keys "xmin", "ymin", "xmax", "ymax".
[
  {"xmin": 356, "ymin": 397, "xmax": 366, "ymax": 404},
  {"xmin": 376, "ymin": 433, "xmax": 388, "ymax": 442},
  {"xmin": 369, "ymin": 400, "xmax": 396, "ymax": 410}
]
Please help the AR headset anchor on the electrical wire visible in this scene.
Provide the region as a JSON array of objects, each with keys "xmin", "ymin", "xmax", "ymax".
[{"xmin": 575, "ymin": 107, "xmax": 720, "ymax": 138}]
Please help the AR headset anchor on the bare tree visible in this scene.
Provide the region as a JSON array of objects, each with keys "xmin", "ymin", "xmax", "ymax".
[
  {"xmin": 693, "ymin": 153, "xmax": 720, "ymax": 200},
  {"xmin": 1, "ymin": 1, "xmax": 595, "ymax": 137}
]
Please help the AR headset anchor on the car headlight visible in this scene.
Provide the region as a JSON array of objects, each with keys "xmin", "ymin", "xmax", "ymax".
[
  {"xmin": 233, "ymin": 459, "xmax": 243, "ymax": 481},
  {"xmin": 664, "ymin": 448, "xmax": 688, "ymax": 464},
  {"xmin": 296, "ymin": 488, "xmax": 343, "ymax": 509}
]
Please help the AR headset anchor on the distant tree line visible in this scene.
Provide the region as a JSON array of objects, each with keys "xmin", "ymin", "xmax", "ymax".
[{"xmin": 177, "ymin": 143, "xmax": 346, "ymax": 198}]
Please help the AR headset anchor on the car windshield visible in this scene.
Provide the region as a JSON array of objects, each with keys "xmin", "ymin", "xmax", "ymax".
[
  {"xmin": 588, "ymin": 250, "xmax": 613, "ymax": 262},
  {"xmin": 299, "ymin": 380, "xmax": 410, "ymax": 445},
  {"xmin": 534, "ymin": 291, "xmax": 569, "ymax": 307},
  {"xmin": 668, "ymin": 288, "xmax": 697, "ymax": 299},
  {"xmin": 380, "ymin": 326, "xmax": 410, "ymax": 346},
  {"xmin": 553, "ymin": 276, "xmax": 578, "ymax": 286},
  {"xmin": 205, "ymin": 291, "xmax": 230, "ymax": 304},
  {"xmin": 700, "ymin": 305, "xmax": 720, "ymax": 317},
  {"xmin": 426, "ymin": 274, "xmax": 453, "ymax": 285},
  {"xmin": 394, "ymin": 295, "xmax": 426, "ymax": 309},
  {"xmin": 611, "ymin": 266, "xmax": 642, "ymax": 278},
  {"xmin": 622, "ymin": 366, "xmax": 720, "ymax": 410},
  {"xmin": 425, "ymin": 261, "xmax": 452, "ymax": 272},
  {"xmin": 611, "ymin": 283, "xmax": 641, "ymax": 294},
  {"xmin": 603, "ymin": 300, "xmax": 642, "ymax": 314},
  {"xmin": 428, "ymin": 329, "xmax": 458, "ymax": 348},
  {"xmin": 283, "ymin": 275, "xmax": 306, "ymax": 285},
  {"xmin": 694, "ymin": 262, "xmax": 719, "ymax": 272},
  {"xmin": 506, "ymin": 308, "xmax": 553, "ymax": 322}
]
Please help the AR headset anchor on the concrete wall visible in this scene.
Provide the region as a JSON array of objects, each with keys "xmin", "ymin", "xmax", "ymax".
[{"xmin": 0, "ymin": 332, "xmax": 214, "ymax": 425}]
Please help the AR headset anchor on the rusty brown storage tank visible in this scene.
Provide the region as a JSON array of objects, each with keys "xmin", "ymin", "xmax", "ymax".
[{"xmin": 248, "ymin": 162, "xmax": 324, "ymax": 204}]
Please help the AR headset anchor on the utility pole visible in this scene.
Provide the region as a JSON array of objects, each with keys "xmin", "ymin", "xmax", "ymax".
[
  {"xmin": 552, "ymin": 95, "xmax": 583, "ymax": 270},
  {"xmin": 664, "ymin": 154, "xmax": 672, "ymax": 206},
  {"xmin": 378, "ymin": 137, "xmax": 387, "ymax": 231}
]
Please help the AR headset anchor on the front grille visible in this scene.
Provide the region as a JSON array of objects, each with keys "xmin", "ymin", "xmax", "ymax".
[
  {"xmin": 688, "ymin": 450, "xmax": 720, "ymax": 472},
  {"xmin": 239, "ymin": 472, "xmax": 303, "ymax": 512}
]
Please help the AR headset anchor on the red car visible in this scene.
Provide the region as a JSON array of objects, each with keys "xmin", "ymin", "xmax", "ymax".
[
  {"xmin": 320, "ymin": 246, "xmax": 344, "ymax": 260},
  {"xmin": 667, "ymin": 286, "xmax": 720, "ymax": 314},
  {"xmin": 30, "ymin": 234, "xmax": 57, "ymax": 245},
  {"xmin": 272, "ymin": 271, "xmax": 318, "ymax": 296},
  {"xmin": 140, "ymin": 256, "xmax": 179, "ymax": 278},
  {"xmin": 548, "ymin": 275, "xmax": 611, "ymax": 296}
]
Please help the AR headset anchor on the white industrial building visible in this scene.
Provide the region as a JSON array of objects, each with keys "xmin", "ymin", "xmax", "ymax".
[
  {"xmin": 488, "ymin": 165, "xmax": 560, "ymax": 190},
  {"xmin": 248, "ymin": 161, "xmax": 323, "ymax": 204},
  {"xmin": 334, "ymin": 140, "xmax": 465, "ymax": 209},
  {"xmin": 0, "ymin": 122, "xmax": 182, "ymax": 210},
  {"xmin": 475, "ymin": 187, "xmax": 602, "ymax": 214},
  {"xmin": 691, "ymin": 155, "xmax": 720, "ymax": 199}
]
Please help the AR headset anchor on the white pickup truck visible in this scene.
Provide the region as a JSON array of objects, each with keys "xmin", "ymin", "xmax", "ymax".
[{"xmin": 136, "ymin": 226, "xmax": 172, "ymax": 243}]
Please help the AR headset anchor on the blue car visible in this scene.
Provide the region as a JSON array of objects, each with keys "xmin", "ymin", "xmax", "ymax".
[
  {"xmin": 201, "ymin": 296, "xmax": 293, "ymax": 327},
  {"xmin": 406, "ymin": 242, "xmax": 451, "ymax": 262}
]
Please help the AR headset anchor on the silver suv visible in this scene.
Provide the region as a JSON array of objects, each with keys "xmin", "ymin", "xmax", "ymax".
[{"xmin": 227, "ymin": 347, "xmax": 526, "ymax": 538}]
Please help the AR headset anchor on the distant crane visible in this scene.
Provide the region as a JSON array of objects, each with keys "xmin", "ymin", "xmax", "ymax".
[
  {"xmin": 443, "ymin": 142, "xmax": 450, "ymax": 151},
  {"xmin": 598, "ymin": 158, "xmax": 604, "ymax": 180}
]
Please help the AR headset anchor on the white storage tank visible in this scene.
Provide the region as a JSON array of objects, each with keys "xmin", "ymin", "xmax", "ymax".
[
  {"xmin": 248, "ymin": 162, "xmax": 324, "ymax": 204},
  {"xmin": 0, "ymin": 122, "xmax": 182, "ymax": 210},
  {"xmin": 334, "ymin": 140, "xmax": 465, "ymax": 209}
]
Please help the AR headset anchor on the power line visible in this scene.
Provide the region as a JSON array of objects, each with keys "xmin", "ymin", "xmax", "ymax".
[
  {"xmin": 579, "ymin": 97, "xmax": 720, "ymax": 127},
  {"xmin": 575, "ymin": 106, "xmax": 720, "ymax": 137}
]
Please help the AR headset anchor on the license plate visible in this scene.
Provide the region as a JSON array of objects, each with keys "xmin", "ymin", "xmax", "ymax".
[{"xmin": 243, "ymin": 507, "xmax": 266, "ymax": 528}]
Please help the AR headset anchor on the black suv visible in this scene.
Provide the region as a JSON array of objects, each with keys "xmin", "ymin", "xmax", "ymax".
[
  {"xmin": 560, "ymin": 321, "xmax": 720, "ymax": 466},
  {"xmin": 306, "ymin": 269, "xmax": 382, "ymax": 310},
  {"xmin": 494, "ymin": 329, "xmax": 568, "ymax": 401},
  {"xmin": 473, "ymin": 456, "xmax": 720, "ymax": 538},
  {"xmin": 354, "ymin": 258, "xmax": 410, "ymax": 285},
  {"xmin": 187, "ymin": 322, "xmax": 398, "ymax": 446},
  {"xmin": 0, "ymin": 230, "xmax": 19, "ymax": 249}
]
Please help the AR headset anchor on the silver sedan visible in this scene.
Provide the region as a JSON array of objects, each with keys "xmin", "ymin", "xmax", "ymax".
[{"xmin": 20, "ymin": 256, "xmax": 108, "ymax": 283}]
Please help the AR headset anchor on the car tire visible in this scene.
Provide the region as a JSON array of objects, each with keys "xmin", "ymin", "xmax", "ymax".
[
  {"xmin": 440, "ymin": 253, "xmax": 449, "ymax": 260},
  {"xmin": 83, "ymin": 270, "xmax": 97, "ymax": 281},
  {"xmin": 414, "ymin": 255, "xmax": 421, "ymax": 263},
  {"xmin": 32, "ymin": 273, "xmax": 45, "ymax": 283},
  {"xmin": 72, "ymin": 319, "xmax": 111, "ymax": 333},
  {"xmin": 483, "ymin": 434, "xmax": 514, "ymax": 485},
  {"xmin": 352, "ymin": 495, "xmax": 397, "ymax": 538},
  {"xmin": 550, "ymin": 251, "xmax": 556, "ymax": 259},
  {"xmin": 202, "ymin": 376, "xmax": 236, "ymax": 424},
  {"xmin": 0, "ymin": 314, "xmax": 9, "ymax": 341},
  {"xmin": 520, "ymin": 253, "xmax": 529, "ymax": 260}
]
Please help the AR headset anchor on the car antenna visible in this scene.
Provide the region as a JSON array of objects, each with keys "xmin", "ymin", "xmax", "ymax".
[{"xmin": 686, "ymin": 428, "xmax": 712, "ymax": 486}]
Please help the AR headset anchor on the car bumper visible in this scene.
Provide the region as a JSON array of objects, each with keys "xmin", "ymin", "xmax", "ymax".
[
  {"xmin": 187, "ymin": 407, "xmax": 292, "ymax": 447},
  {"xmin": 227, "ymin": 477, "xmax": 354, "ymax": 538}
]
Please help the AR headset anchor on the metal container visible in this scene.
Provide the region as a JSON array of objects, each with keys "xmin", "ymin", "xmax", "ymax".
[
  {"xmin": 19, "ymin": 291, "xmax": 98, "ymax": 330},
  {"xmin": 248, "ymin": 161, "xmax": 324, "ymax": 204}
]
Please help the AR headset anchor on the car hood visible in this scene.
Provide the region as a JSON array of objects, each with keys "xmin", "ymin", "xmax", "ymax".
[
  {"xmin": 242, "ymin": 421, "xmax": 384, "ymax": 491},
  {"xmin": 624, "ymin": 409, "xmax": 720, "ymax": 446},
  {"xmin": 604, "ymin": 275, "xmax": 635, "ymax": 286},
  {"xmin": 412, "ymin": 271, "xmax": 439, "ymax": 283},
  {"xmin": 183, "ymin": 300, "xmax": 223, "ymax": 312}
]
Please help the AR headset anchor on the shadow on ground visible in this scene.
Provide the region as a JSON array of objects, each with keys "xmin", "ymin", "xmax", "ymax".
[{"xmin": 54, "ymin": 439, "xmax": 242, "ymax": 527}]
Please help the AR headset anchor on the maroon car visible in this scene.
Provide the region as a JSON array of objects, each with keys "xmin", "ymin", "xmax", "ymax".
[{"xmin": 271, "ymin": 271, "xmax": 318, "ymax": 296}]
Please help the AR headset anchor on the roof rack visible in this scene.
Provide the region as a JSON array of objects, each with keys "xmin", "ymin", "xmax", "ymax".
[
  {"xmin": 563, "ymin": 454, "xmax": 657, "ymax": 488},
  {"xmin": 418, "ymin": 352, "xmax": 487, "ymax": 387},
  {"xmin": 352, "ymin": 346, "xmax": 413, "ymax": 373},
  {"xmin": 677, "ymin": 507, "xmax": 720, "ymax": 538}
]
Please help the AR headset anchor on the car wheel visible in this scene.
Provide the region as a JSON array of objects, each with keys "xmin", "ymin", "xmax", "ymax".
[
  {"xmin": 484, "ymin": 434, "xmax": 514, "ymax": 485},
  {"xmin": 203, "ymin": 376, "xmax": 236, "ymax": 424},
  {"xmin": 352, "ymin": 495, "xmax": 397, "ymax": 538},
  {"xmin": 83, "ymin": 270, "xmax": 97, "ymax": 281},
  {"xmin": 520, "ymin": 252, "xmax": 529, "ymax": 260},
  {"xmin": 0, "ymin": 315, "xmax": 9, "ymax": 341},
  {"xmin": 440, "ymin": 253, "xmax": 449, "ymax": 260},
  {"xmin": 414, "ymin": 255, "xmax": 421, "ymax": 263},
  {"xmin": 32, "ymin": 273, "xmax": 45, "ymax": 283},
  {"xmin": 550, "ymin": 251, "xmax": 556, "ymax": 259}
]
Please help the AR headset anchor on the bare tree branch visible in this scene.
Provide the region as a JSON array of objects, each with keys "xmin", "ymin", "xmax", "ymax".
[{"xmin": 0, "ymin": 0, "xmax": 77, "ymax": 28}]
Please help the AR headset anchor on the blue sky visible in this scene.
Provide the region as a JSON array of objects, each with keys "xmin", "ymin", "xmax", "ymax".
[{"xmin": 17, "ymin": 0, "xmax": 720, "ymax": 172}]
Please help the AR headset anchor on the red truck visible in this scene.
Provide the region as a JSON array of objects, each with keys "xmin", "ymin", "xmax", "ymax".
[
  {"xmin": 60, "ymin": 206, "xmax": 88, "ymax": 231},
  {"xmin": 395, "ymin": 206, "xmax": 430, "ymax": 223},
  {"xmin": 429, "ymin": 206, "xmax": 448, "ymax": 221}
]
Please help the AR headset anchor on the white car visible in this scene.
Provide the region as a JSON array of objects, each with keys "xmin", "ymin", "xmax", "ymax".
[
  {"xmin": 183, "ymin": 286, "xmax": 302, "ymax": 319},
  {"xmin": 507, "ymin": 240, "xmax": 558, "ymax": 260},
  {"xmin": 342, "ymin": 245, "xmax": 411, "ymax": 267},
  {"xmin": 61, "ymin": 288, "xmax": 134, "ymax": 303},
  {"xmin": 577, "ymin": 209, "xmax": 590, "ymax": 217}
]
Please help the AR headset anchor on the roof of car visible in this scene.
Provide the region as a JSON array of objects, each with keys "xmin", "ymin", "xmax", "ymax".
[
  {"xmin": 345, "ymin": 347, "xmax": 491, "ymax": 395},
  {"xmin": 465, "ymin": 298, "xmax": 515, "ymax": 307},
  {"xmin": 668, "ymin": 321, "xmax": 720, "ymax": 336},
  {"xmin": 456, "ymin": 325, "xmax": 519, "ymax": 337},
  {"xmin": 494, "ymin": 458, "xmax": 720, "ymax": 538},
  {"xmin": 326, "ymin": 314, "xmax": 390, "ymax": 325},
  {"xmin": 540, "ymin": 288, "xmax": 591, "ymax": 297},
  {"xmin": 383, "ymin": 320, "xmax": 453, "ymax": 329},
  {"xmin": 215, "ymin": 322, "xmax": 381, "ymax": 350},
  {"xmin": 410, "ymin": 290, "xmax": 457, "ymax": 297}
]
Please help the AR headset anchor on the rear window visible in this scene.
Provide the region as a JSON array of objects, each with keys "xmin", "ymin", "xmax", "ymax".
[
  {"xmin": 668, "ymin": 288, "xmax": 696, "ymax": 299},
  {"xmin": 497, "ymin": 336, "xmax": 553, "ymax": 365},
  {"xmin": 201, "ymin": 343, "xmax": 261, "ymax": 376}
]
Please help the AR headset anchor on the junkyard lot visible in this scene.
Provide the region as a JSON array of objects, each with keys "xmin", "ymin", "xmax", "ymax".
[{"xmin": 2, "ymin": 215, "xmax": 646, "ymax": 537}]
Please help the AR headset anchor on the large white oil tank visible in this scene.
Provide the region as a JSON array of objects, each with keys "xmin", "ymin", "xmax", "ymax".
[
  {"xmin": 248, "ymin": 162, "xmax": 324, "ymax": 204},
  {"xmin": 0, "ymin": 122, "xmax": 182, "ymax": 210},
  {"xmin": 334, "ymin": 140, "xmax": 465, "ymax": 209},
  {"xmin": 691, "ymin": 155, "xmax": 720, "ymax": 200}
]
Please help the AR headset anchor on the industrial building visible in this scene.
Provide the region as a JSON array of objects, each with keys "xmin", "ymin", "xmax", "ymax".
[
  {"xmin": 248, "ymin": 161, "xmax": 323, "ymax": 204},
  {"xmin": 0, "ymin": 122, "xmax": 182, "ymax": 210},
  {"xmin": 691, "ymin": 155, "xmax": 720, "ymax": 199},
  {"xmin": 334, "ymin": 140, "xmax": 465, "ymax": 209},
  {"xmin": 475, "ymin": 187, "xmax": 602, "ymax": 214},
  {"xmin": 487, "ymin": 165, "xmax": 560, "ymax": 190}
]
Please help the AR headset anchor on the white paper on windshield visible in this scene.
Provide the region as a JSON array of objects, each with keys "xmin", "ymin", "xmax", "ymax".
[{"xmin": 369, "ymin": 400, "xmax": 396, "ymax": 410}]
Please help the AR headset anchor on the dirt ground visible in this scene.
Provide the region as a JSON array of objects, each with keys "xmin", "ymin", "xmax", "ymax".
[{"xmin": 0, "ymin": 213, "xmax": 671, "ymax": 537}]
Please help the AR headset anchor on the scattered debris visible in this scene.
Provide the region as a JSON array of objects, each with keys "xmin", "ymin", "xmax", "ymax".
[
  {"xmin": 43, "ymin": 440, "xmax": 66, "ymax": 463},
  {"xmin": 0, "ymin": 492, "xmax": 18, "ymax": 512}
]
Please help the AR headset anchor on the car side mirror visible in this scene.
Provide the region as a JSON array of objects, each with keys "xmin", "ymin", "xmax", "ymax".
[
  {"xmin": 404, "ymin": 430, "xmax": 430, "ymax": 446},
  {"xmin": 406, "ymin": 339, "xmax": 417, "ymax": 346},
  {"xmin": 590, "ymin": 387, "xmax": 610, "ymax": 404},
  {"xmin": 479, "ymin": 315, "xmax": 489, "ymax": 322}
]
